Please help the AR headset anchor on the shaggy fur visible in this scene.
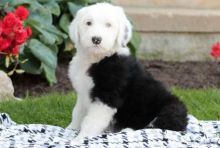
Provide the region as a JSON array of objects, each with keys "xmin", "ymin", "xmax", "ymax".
[
  {"xmin": 89, "ymin": 53, "xmax": 187, "ymax": 131},
  {"xmin": 67, "ymin": 3, "xmax": 188, "ymax": 138}
]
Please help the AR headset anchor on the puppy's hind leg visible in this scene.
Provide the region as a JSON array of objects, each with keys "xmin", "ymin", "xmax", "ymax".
[
  {"xmin": 153, "ymin": 95, "xmax": 188, "ymax": 131},
  {"xmin": 76, "ymin": 101, "xmax": 117, "ymax": 139}
]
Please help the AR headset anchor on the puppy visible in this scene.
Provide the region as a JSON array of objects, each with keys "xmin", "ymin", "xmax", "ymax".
[{"xmin": 67, "ymin": 3, "xmax": 187, "ymax": 138}]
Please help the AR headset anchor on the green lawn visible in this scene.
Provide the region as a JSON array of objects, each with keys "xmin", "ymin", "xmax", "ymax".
[
  {"xmin": 0, "ymin": 93, "xmax": 76, "ymax": 127},
  {"xmin": 0, "ymin": 88, "xmax": 219, "ymax": 128},
  {"xmin": 172, "ymin": 88, "xmax": 220, "ymax": 120}
]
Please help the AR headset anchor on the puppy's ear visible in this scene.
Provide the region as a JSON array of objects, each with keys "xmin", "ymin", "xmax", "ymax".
[
  {"xmin": 69, "ymin": 7, "xmax": 87, "ymax": 46},
  {"xmin": 116, "ymin": 7, "xmax": 132, "ymax": 47}
]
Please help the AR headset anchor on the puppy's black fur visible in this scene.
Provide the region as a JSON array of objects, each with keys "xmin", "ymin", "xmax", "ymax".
[{"xmin": 88, "ymin": 54, "xmax": 187, "ymax": 131}]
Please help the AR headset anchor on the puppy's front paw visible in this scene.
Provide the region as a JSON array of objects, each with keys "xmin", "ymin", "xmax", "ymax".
[
  {"xmin": 74, "ymin": 134, "xmax": 87, "ymax": 144},
  {"xmin": 66, "ymin": 124, "xmax": 74, "ymax": 130},
  {"xmin": 66, "ymin": 122, "xmax": 78, "ymax": 130},
  {"xmin": 75, "ymin": 135, "xmax": 84, "ymax": 140},
  {"xmin": 70, "ymin": 134, "xmax": 86, "ymax": 145},
  {"xmin": 75, "ymin": 131, "xmax": 99, "ymax": 141},
  {"xmin": 121, "ymin": 128, "xmax": 134, "ymax": 132}
]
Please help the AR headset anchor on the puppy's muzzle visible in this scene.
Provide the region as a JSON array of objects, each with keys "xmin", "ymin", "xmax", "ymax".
[{"xmin": 92, "ymin": 36, "xmax": 102, "ymax": 45}]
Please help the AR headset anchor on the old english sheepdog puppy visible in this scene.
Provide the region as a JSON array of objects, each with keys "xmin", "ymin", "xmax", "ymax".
[{"xmin": 67, "ymin": 3, "xmax": 187, "ymax": 138}]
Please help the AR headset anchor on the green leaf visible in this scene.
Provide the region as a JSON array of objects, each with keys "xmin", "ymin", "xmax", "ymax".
[
  {"xmin": 29, "ymin": 39, "xmax": 57, "ymax": 69},
  {"xmin": 32, "ymin": 24, "xmax": 56, "ymax": 45},
  {"xmin": 47, "ymin": 44, "xmax": 59, "ymax": 55},
  {"xmin": 43, "ymin": 24, "xmax": 67, "ymax": 39},
  {"xmin": 28, "ymin": 39, "xmax": 57, "ymax": 85},
  {"xmin": 37, "ymin": 0, "xmax": 51, "ymax": 3},
  {"xmin": 19, "ymin": 51, "xmax": 42, "ymax": 75},
  {"xmin": 59, "ymin": 13, "xmax": 71, "ymax": 33},
  {"xmin": 29, "ymin": 1, "xmax": 52, "ymax": 25},
  {"xmin": 131, "ymin": 31, "xmax": 141, "ymax": 49},
  {"xmin": 128, "ymin": 31, "xmax": 141, "ymax": 56},
  {"xmin": 38, "ymin": 0, "xmax": 63, "ymax": 3},
  {"xmin": 42, "ymin": 64, "xmax": 57, "ymax": 86},
  {"xmin": 26, "ymin": 18, "xmax": 41, "ymax": 26},
  {"xmin": 54, "ymin": 35, "xmax": 64, "ymax": 45},
  {"xmin": 87, "ymin": 0, "xmax": 111, "ymax": 4},
  {"xmin": 68, "ymin": 2, "xmax": 83, "ymax": 16},
  {"xmin": 44, "ymin": 1, "xmax": 60, "ymax": 16},
  {"xmin": 31, "ymin": 23, "xmax": 65, "ymax": 45},
  {"xmin": 39, "ymin": 34, "xmax": 56, "ymax": 45},
  {"xmin": 19, "ymin": 44, "xmax": 25, "ymax": 55},
  {"xmin": 0, "ymin": 0, "xmax": 9, "ymax": 6},
  {"xmin": 10, "ymin": 0, "xmax": 32, "ymax": 6}
]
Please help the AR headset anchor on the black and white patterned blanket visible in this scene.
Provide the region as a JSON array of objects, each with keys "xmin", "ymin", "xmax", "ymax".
[{"xmin": 0, "ymin": 113, "xmax": 220, "ymax": 147}]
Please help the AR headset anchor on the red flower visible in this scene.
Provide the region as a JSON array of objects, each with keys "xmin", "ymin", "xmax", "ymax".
[
  {"xmin": 3, "ymin": 12, "xmax": 21, "ymax": 28},
  {"xmin": 15, "ymin": 6, "xmax": 29, "ymax": 21},
  {"xmin": 12, "ymin": 45, "xmax": 20, "ymax": 55},
  {"xmin": 14, "ymin": 25, "xmax": 24, "ymax": 33},
  {"xmin": 2, "ymin": 13, "xmax": 22, "ymax": 35},
  {"xmin": 0, "ymin": 38, "xmax": 11, "ymax": 51},
  {"xmin": 0, "ymin": 6, "xmax": 31, "ymax": 56},
  {"xmin": 15, "ymin": 29, "xmax": 28, "ymax": 44},
  {"xmin": 26, "ymin": 27, "xmax": 32, "ymax": 37},
  {"xmin": 210, "ymin": 42, "xmax": 220, "ymax": 58},
  {"xmin": 0, "ymin": 21, "xmax": 3, "ymax": 35}
]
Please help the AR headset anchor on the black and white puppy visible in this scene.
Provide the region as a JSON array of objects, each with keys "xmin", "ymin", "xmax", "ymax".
[{"xmin": 67, "ymin": 3, "xmax": 187, "ymax": 138}]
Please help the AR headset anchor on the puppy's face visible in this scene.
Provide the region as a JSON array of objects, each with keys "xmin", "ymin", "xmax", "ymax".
[
  {"xmin": 69, "ymin": 3, "xmax": 132, "ymax": 55},
  {"xmin": 78, "ymin": 9, "xmax": 118, "ymax": 52}
]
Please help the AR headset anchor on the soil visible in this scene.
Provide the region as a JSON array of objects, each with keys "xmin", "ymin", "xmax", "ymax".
[{"xmin": 12, "ymin": 60, "xmax": 220, "ymax": 97}]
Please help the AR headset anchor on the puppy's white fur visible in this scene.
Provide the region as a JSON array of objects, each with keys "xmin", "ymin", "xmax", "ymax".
[{"xmin": 67, "ymin": 3, "xmax": 132, "ymax": 138}]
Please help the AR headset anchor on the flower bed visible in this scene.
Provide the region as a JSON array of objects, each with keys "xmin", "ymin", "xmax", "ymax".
[{"xmin": 12, "ymin": 60, "xmax": 220, "ymax": 97}]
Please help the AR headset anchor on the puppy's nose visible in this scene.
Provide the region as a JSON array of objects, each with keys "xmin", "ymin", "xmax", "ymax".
[{"xmin": 92, "ymin": 36, "xmax": 102, "ymax": 45}]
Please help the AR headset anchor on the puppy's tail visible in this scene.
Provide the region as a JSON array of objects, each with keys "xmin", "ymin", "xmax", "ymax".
[{"xmin": 153, "ymin": 95, "xmax": 188, "ymax": 131}]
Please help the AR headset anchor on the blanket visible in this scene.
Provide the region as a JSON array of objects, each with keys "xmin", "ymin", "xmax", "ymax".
[{"xmin": 0, "ymin": 113, "xmax": 220, "ymax": 147}]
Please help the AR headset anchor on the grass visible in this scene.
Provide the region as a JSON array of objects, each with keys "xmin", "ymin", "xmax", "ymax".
[
  {"xmin": 0, "ymin": 88, "xmax": 219, "ymax": 127},
  {"xmin": 172, "ymin": 88, "xmax": 220, "ymax": 120},
  {"xmin": 0, "ymin": 93, "xmax": 76, "ymax": 127}
]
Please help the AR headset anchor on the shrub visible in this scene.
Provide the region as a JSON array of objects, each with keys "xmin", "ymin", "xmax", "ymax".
[
  {"xmin": 0, "ymin": 5, "xmax": 32, "ymax": 75},
  {"xmin": 0, "ymin": 0, "xmax": 141, "ymax": 85}
]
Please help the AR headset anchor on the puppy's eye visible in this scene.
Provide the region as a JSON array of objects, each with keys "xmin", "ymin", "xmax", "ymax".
[
  {"xmin": 86, "ymin": 21, "xmax": 92, "ymax": 26},
  {"xmin": 106, "ymin": 22, "xmax": 112, "ymax": 28}
]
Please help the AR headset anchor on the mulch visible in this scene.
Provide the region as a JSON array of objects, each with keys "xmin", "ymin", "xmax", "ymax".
[{"xmin": 12, "ymin": 60, "xmax": 220, "ymax": 97}]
